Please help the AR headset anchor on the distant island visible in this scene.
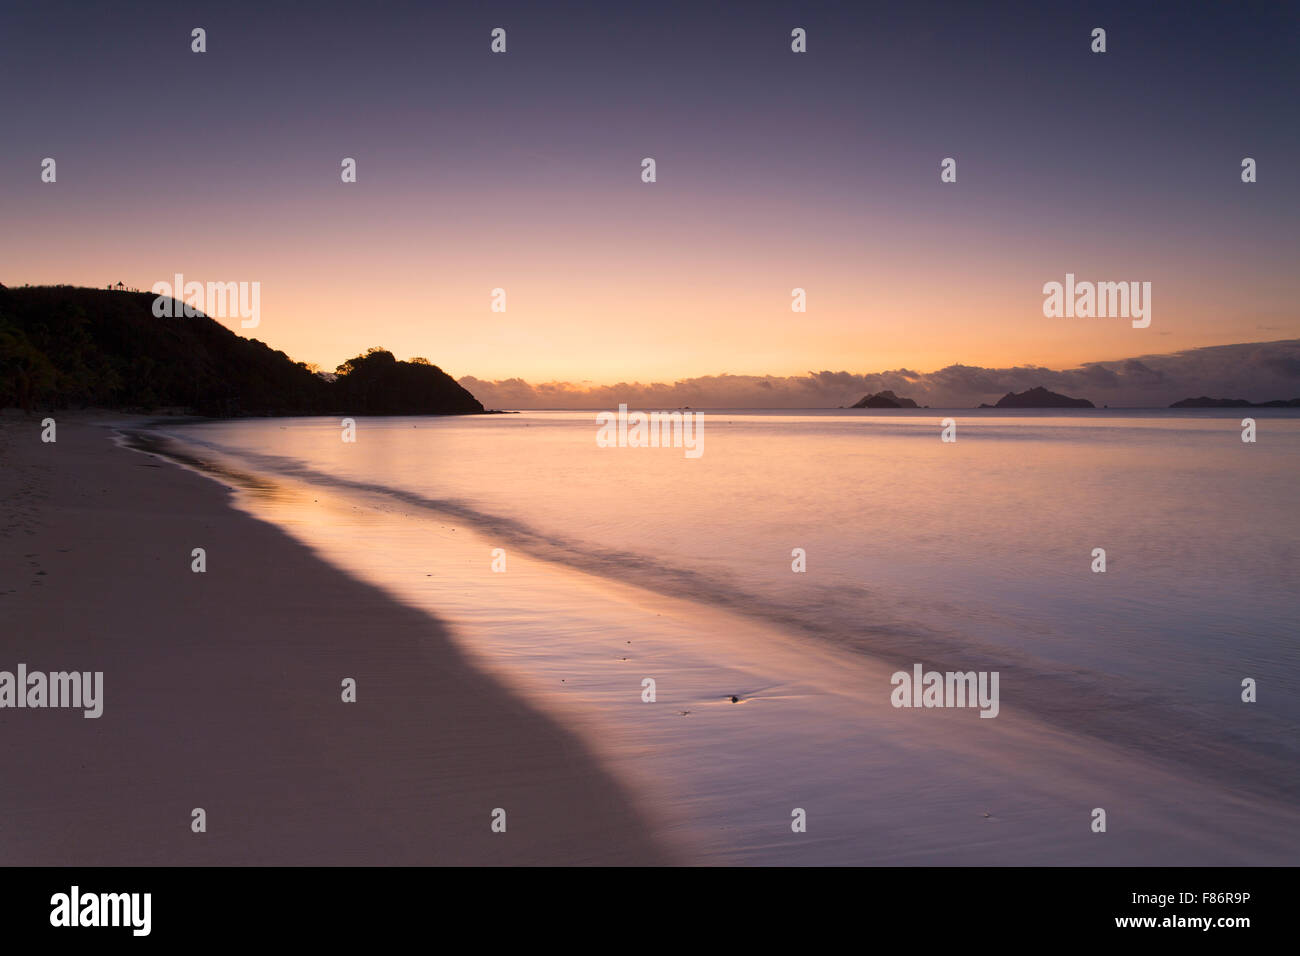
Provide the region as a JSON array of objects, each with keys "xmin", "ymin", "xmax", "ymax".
[
  {"xmin": 981, "ymin": 386, "xmax": 1094, "ymax": 409},
  {"xmin": 851, "ymin": 390, "xmax": 919, "ymax": 408},
  {"xmin": 0, "ymin": 285, "xmax": 483, "ymax": 417},
  {"xmin": 1169, "ymin": 396, "xmax": 1300, "ymax": 408}
]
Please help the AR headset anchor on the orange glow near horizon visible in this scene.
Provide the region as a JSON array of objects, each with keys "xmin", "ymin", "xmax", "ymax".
[{"xmin": 6, "ymin": 182, "xmax": 1297, "ymax": 385}]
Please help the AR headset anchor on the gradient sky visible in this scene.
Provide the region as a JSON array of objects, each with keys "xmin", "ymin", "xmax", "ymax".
[{"xmin": 2, "ymin": 0, "xmax": 1297, "ymax": 386}]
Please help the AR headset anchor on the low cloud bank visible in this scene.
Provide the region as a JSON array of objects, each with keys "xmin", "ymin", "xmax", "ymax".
[{"xmin": 460, "ymin": 340, "xmax": 1300, "ymax": 409}]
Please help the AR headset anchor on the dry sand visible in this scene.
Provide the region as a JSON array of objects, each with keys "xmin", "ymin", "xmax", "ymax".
[{"xmin": 0, "ymin": 415, "xmax": 675, "ymax": 865}]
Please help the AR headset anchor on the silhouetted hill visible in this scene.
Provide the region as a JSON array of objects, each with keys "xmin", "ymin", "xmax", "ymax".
[
  {"xmin": 988, "ymin": 386, "xmax": 1094, "ymax": 408},
  {"xmin": 851, "ymin": 390, "xmax": 918, "ymax": 408},
  {"xmin": 332, "ymin": 348, "xmax": 482, "ymax": 415},
  {"xmin": 0, "ymin": 285, "xmax": 483, "ymax": 416},
  {"xmin": 1170, "ymin": 396, "xmax": 1300, "ymax": 408}
]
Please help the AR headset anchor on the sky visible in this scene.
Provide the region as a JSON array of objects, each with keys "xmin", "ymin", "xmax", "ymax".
[{"xmin": 1, "ymin": 0, "xmax": 1297, "ymax": 393}]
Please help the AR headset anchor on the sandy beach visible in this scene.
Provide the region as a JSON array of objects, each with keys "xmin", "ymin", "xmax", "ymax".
[{"xmin": 0, "ymin": 414, "xmax": 675, "ymax": 865}]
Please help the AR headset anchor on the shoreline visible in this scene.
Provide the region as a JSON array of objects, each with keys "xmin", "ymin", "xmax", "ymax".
[{"xmin": 0, "ymin": 415, "xmax": 678, "ymax": 865}]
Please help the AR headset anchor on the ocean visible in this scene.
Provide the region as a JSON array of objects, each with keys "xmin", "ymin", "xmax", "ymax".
[{"xmin": 136, "ymin": 409, "xmax": 1300, "ymax": 864}]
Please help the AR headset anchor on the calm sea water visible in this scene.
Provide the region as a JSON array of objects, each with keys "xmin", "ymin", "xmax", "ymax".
[{"xmin": 147, "ymin": 409, "xmax": 1300, "ymax": 862}]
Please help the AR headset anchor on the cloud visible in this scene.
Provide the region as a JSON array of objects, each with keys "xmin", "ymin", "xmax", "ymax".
[{"xmin": 459, "ymin": 339, "xmax": 1300, "ymax": 409}]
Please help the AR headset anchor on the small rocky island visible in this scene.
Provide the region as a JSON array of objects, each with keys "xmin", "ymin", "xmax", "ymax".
[
  {"xmin": 851, "ymin": 390, "xmax": 919, "ymax": 408},
  {"xmin": 1170, "ymin": 396, "xmax": 1300, "ymax": 408},
  {"xmin": 982, "ymin": 386, "xmax": 1094, "ymax": 409}
]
